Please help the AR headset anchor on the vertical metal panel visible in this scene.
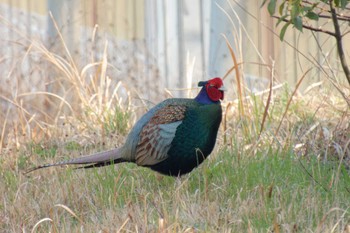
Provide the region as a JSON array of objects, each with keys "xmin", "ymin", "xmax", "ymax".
[{"xmin": 1, "ymin": 0, "xmax": 349, "ymax": 92}]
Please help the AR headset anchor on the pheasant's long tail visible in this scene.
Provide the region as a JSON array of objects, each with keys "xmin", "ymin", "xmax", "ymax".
[{"xmin": 25, "ymin": 148, "xmax": 125, "ymax": 174}]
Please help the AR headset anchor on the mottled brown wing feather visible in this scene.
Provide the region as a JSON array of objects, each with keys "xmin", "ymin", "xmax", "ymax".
[{"xmin": 135, "ymin": 105, "xmax": 187, "ymax": 166}]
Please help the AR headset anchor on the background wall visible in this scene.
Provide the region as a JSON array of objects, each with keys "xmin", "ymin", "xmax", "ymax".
[{"xmin": 0, "ymin": 0, "xmax": 348, "ymax": 99}]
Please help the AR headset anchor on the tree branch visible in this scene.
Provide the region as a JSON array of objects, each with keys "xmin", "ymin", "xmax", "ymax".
[
  {"xmin": 272, "ymin": 16, "xmax": 336, "ymax": 37},
  {"xmin": 302, "ymin": 0, "xmax": 350, "ymax": 12},
  {"xmin": 318, "ymin": 14, "xmax": 350, "ymax": 22},
  {"xmin": 329, "ymin": 0, "xmax": 350, "ymax": 85}
]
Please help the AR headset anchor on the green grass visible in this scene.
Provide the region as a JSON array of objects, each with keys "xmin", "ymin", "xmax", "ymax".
[
  {"xmin": 1, "ymin": 146, "xmax": 349, "ymax": 232},
  {"xmin": 103, "ymin": 106, "xmax": 130, "ymax": 135},
  {"xmin": 0, "ymin": 15, "xmax": 349, "ymax": 232}
]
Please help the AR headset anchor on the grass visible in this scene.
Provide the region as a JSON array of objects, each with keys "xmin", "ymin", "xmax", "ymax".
[
  {"xmin": 0, "ymin": 10, "xmax": 350, "ymax": 233},
  {"xmin": 1, "ymin": 147, "xmax": 349, "ymax": 232}
]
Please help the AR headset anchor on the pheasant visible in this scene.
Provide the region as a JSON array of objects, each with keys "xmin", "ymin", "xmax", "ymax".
[{"xmin": 26, "ymin": 77, "xmax": 225, "ymax": 176}]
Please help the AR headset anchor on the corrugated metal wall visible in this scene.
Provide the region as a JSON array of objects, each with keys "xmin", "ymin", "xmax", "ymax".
[{"xmin": 0, "ymin": 0, "xmax": 349, "ymax": 98}]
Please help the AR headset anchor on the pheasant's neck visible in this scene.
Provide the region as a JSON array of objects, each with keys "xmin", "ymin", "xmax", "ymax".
[{"xmin": 195, "ymin": 87, "xmax": 219, "ymax": 104}]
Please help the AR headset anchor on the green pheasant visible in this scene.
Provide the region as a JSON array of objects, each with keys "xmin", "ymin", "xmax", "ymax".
[{"xmin": 27, "ymin": 77, "xmax": 225, "ymax": 176}]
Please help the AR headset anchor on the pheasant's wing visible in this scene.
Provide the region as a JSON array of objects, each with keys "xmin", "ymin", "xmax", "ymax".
[{"xmin": 135, "ymin": 104, "xmax": 187, "ymax": 166}]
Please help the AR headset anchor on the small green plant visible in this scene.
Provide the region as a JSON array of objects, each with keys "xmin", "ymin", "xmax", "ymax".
[
  {"xmin": 103, "ymin": 106, "xmax": 130, "ymax": 135},
  {"xmin": 28, "ymin": 142, "xmax": 57, "ymax": 159},
  {"xmin": 64, "ymin": 141, "xmax": 82, "ymax": 151},
  {"xmin": 17, "ymin": 153, "xmax": 29, "ymax": 170}
]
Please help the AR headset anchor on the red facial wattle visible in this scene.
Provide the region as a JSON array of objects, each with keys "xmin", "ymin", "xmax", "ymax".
[{"xmin": 206, "ymin": 78, "xmax": 224, "ymax": 101}]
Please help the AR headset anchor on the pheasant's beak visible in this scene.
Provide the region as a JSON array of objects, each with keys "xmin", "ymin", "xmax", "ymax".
[
  {"xmin": 198, "ymin": 81, "xmax": 207, "ymax": 87},
  {"xmin": 219, "ymin": 86, "xmax": 225, "ymax": 100}
]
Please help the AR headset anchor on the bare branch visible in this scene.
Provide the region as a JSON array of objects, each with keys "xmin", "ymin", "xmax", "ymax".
[
  {"xmin": 272, "ymin": 16, "xmax": 337, "ymax": 37},
  {"xmin": 318, "ymin": 14, "xmax": 350, "ymax": 22}
]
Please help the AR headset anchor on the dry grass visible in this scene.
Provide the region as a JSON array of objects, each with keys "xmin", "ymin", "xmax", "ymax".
[{"xmin": 0, "ymin": 14, "xmax": 350, "ymax": 233}]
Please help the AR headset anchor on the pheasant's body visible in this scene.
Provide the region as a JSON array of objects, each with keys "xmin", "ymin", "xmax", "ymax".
[
  {"xmin": 138, "ymin": 98, "xmax": 222, "ymax": 175},
  {"xmin": 27, "ymin": 78, "xmax": 225, "ymax": 176}
]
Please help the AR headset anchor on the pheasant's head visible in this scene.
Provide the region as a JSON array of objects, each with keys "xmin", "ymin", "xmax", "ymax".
[{"xmin": 197, "ymin": 77, "xmax": 225, "ymax": 102}]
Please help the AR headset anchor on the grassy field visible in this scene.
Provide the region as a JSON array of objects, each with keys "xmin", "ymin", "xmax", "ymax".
[
  {"xmin": 1, "ymin": 83, "xmax": 349, "ymax": 232},
  {"xmin": 1, "ymin": 140, "xmax": 349, "ymax": 232},
  {"xmin": 0, "ymin": 19, "xmax": 349, "ymax": 232}
]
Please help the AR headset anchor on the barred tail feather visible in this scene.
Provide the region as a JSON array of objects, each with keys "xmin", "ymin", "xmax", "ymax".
[{"xmin": 25, "ymin": 148, "xmax": 123, "ymax": 174}]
